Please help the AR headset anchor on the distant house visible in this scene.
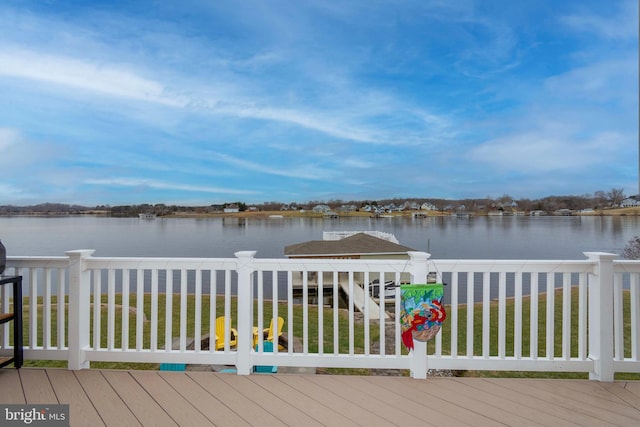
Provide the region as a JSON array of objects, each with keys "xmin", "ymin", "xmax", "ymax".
[
  {"xmin": 421, "ymin": 202, "xmax": 437, "ymax": 211},
  {"xmin": 621, "ymin": 197, "xmax": 640, "ymax": 208},
  {"xmin": 312, "ymin": 204, "xmax": 331, "ymax": 213},
  {"xmin": 224, "ymin": 204, "xmax": 240, "ymax": 213},
  {"xmin": 338, "ymin": 204, "xmax": 357, "ymax": 212}
]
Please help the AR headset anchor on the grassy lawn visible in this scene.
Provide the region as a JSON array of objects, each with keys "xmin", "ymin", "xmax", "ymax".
[{"xmin": 13, "ymin": 289, "xmax": 640, "ymax": 379}]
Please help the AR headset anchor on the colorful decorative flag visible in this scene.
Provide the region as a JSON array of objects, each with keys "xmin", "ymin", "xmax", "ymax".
[{"xmin": 400, "ymin": 284, "xmax": 446, "ymax": 351}]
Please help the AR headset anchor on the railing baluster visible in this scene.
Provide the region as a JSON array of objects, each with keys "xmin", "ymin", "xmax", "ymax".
[
  {"xmin": 271, "ymin": 270, "xmax": 278, "ymax": 355},
  {"xmin": 562, "ymin": 272, "xmax": 571, "ymax": 360},
  {"xmin": 363, "ymin": 271, "xmax": 370, "ymax": 355},
  {"xmin": 150, "ymin": 269, "xmax": 158, "ymax": 352},
  {"xmin": 165, "ymin": 269, "xmax": 173, "ymax": 353},
  {"xmin": 107, "ymin": 268, "xmax": 116, "ymax": 351},
  {"xmin": 303, "ymin": 269, "xmax": 309, "ymax": 354},
  {"xmin": 194, "ymin": 269, "xmax": 202, "ymax": 352},
  {"xmin": 224, "ymin": 269, "xmax": 231, "ymax": 351},
  {"xmin": 450, "ymin": 272, "xmax": 459, "ymax": 358},
  {"xmin": 209, "ymin": 269, "xmax": 216, "ymax": 353},
  {"xmin": 530, "ymin": 273, "xmax": 539, "ymax": 359},
  {"xmin": 135, "ymin": 269, "xmax": 144, "ymax": 351},
  {"xmin": 377, "ymin": 271, "xmax": 385, "ymax": 356},
  {"xmin": 287, "ymin": 270, "xmax": 293, "ymax": 355},
  {"xmin": 43, "ymin": 268, "xmax": 51, "ymax": 349},
  {"xmin": 632, "ymin": 272, "xmax": 639, "ymax": 361},
  {"xmin": 29, "ymin": 267, "xmax": 37, "ymax": 349},
  {"xmin": 578, "ymin": 273, "xmax": 587, "ymax": 360},
  {"xmin": 482, "ymin": 272, "xmax": 490, "ymax": 358},
  {"xmin": 333, "ymin": 271, "xmax": 339, "ymax": 355},
  {"xmin": 514, "ymin": 272, "xmax": 523, "ymax": 359},
  {"xmin": 57, "ymin": 268, "xmax": 65, "ymax": 350},
  {"xmin": 348, "ymin": 271, "xmax": 354, "ymax": 356},
  {"xmin": 92, "ymin": 270, "xmax": 101, "ymax": 350},
  {"xmin": 546, "ymin": 273, "xmax": 555, "ymax": 360},
  {"xmin": 613, "ymin": 273, "xmax": 623, "ymax": 361},
  {"xmin": 466, "ymin": 272, "xmax": 474, "ymax": 357},
  {"xmin": 394, "ymin": 273, "xmax": 401, "ymax": 356},
  {"xmin": 256, "ymin": 270, "xmax": 264, "ymax": 351},
  {"xmin": 498, "ymin": 272, "xmax": 506, "ymax": 358},
  {"xmin": 122, "ymin": 269, "xmax": 129, "ymax": 351},
  {"xmin": 318, "ymin": 270, "xmax": 323, "ymax": 355},
  {"xmin": 180, "ymin": 269, "xmax": 187, "ymax": 352}
]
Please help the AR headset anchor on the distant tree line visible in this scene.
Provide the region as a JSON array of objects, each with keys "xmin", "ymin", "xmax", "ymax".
[
  {"xmin": 0, "ymin": 188, "xmax": 632, "ymax": 217},
  {"xmin": 0, "ymin": 203, "xmax": 93, "ymax": 215}
]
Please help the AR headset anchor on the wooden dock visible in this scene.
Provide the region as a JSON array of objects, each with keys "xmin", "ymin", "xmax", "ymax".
[{"xmin": 1, "ymin": 368, "xmax": 639, "ymax": 426}]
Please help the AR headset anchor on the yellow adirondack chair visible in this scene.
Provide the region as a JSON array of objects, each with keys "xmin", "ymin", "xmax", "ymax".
[
  {"xmin": 252, "ymin": 317, "xmax": 285, "ymax": 348},
  {"xmin": 265, "ymin": 317, "xmax": 284, "ymax": 342},
  {"xmin": 214, "ymin": 316, "xmax": 238, "ymax": 350}
]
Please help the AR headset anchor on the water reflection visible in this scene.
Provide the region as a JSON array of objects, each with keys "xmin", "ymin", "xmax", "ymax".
[{"xmin": 2, "ymin": 215, "xmax": 638, "ymax": 260}]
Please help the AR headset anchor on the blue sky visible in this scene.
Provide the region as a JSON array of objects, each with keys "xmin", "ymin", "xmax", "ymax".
[{"xmin": 0, "ymin": 0, "xmax": 637, "ymax": 206}]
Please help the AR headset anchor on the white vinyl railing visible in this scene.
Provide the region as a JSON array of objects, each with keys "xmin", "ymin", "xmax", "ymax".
[{"xmin": 2, "ymin": 250, "xmax": 639, "ymax": 381}]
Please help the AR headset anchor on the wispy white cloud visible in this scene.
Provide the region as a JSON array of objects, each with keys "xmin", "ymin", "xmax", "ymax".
[
  {"xmin": 561, "ymin": 0, "xmax": 638, "ymax": 40},
  {"xmin": 468, "ymin": 130, "xmax": 625, "ymax": 174},
  {"xmin": 84, "ymin": 178, "xmax": 258, "ymax": 195},
  {"xmin": 544, "ymin": 57, "xmax": 638, "ymax": 103},
  {"xmin": 0, "ymin": 127, "xmax": 20, "ymax": 150},
  {"xmin": 0, "ymin": 48, "xmax": 184, "ymax": 106},
  {"xmin": 205, "ymin": 152, "xmax": 333, "ymax": 180}
]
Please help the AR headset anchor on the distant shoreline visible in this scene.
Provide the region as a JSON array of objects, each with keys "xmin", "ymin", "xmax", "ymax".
[
  {"xmin": 2, "ymin": 207, "xmax": 638, "ymax": 218},
  {"xmin": 171, "ymin": 207, "xmax": 640, "ymax": 219}
]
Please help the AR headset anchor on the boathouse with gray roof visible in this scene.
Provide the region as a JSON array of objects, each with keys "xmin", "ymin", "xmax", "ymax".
[{"xmin": 284, "ymin": 232, "xmax": 416, "ymax": 260}]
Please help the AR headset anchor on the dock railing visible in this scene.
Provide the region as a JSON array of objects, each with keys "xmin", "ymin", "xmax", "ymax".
[{"xmin": 3, "ymin": 250, "xmax": 639, "ymax": 381}]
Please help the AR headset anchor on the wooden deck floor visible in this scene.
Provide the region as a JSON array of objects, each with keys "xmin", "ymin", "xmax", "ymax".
[{"xmin": 1, "ymin": 368, "xmax": 639, "ymax": 426}]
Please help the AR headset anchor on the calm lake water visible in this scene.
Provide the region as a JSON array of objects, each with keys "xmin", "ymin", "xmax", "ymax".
[{"xmin": 1, "ymin": 215, "xmax": 638, "ymax": 260}]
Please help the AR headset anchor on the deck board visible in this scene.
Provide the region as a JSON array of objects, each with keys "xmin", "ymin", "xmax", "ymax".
[
  {"xmin": 361, "ymin": 376, "xmax": 482, "ymax": 426},
  {"xmin": 279, "ymin": 374, "xmax": 387, "ymax": 425},
  {"xmin": 188, "ymin": 371, "xmax": 286, "ymax": 426},
  {"xmin": 46, "ymin": 369, "xmax": 104, "ymax": 427},
  {"xmin": 216, "ymin": 374, "xmax": 323, "ymax": 426},
  {"xmin": 309, "ymin": 374, "xmax": 429, "ymax": 425},
  {"xmin": 129, "ymin": 370, "xmax": 214, "ymax": 426},
  {"xmin": 0, "ymin": 368, "xmax": 639, "ymax": 427},
  {"xmin": 74, "ymin": 370, "xmax": 141, "ymax": 426},
  {"xmin": 19, "ymin": 369, "xmax": 58, "ymax": 403},
  {"xmin": 460, "ymin": 378, "xmax": 582, "ymax": 426},
  {"xmin": 0, "ymin": 369, "xmax": 25, "ymax": 404},
  {"xmin": 626, "ymin": 381, "xmax": 640, "ymax": 399},
  {"xmin": 102, "ymin": 370, "xmax": 178, "ymax": 427},
  {"xmin": 500, "ymin": 379, "xmax": 640, "ymax": 427},
  {"xmin": 161, "ymin": 372, "xmax": 248, "ymax": 427},
  {"xmin": 338, "ymin": 375, "xmax": 456, "ymax": 425},
  {"xmin": 415, "ymin": 377, "xmax": 541, "ymax": 427},
  {"xmin": 255, "ymin": 374, "xmax": 360, "ymax": 427},
  {"xmin": 523, "ymin": 379, "xmax": 640, "ymax": 422}
]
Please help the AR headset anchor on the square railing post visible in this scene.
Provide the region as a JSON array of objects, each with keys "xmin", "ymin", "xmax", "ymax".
[
  {"xmin": 407, "ymin": 251, "xmax": 430, "ymax": 379},
  {"xmin": 584, "ymin": 252, "xmax": 618, "ymax": 382},
  {"xmin": 235, "ymin": 251, "xmax": 256, "ymax": 375},
  {"xmin": 66, "ymin": 250, "xmax": 94, "ymax": 370}
]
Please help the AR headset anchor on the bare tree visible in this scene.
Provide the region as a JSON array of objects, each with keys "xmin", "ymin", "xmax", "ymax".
[
  {"xmin": 608, "ymin": 188, "xmax": 625, "ymax": 207},
  {"xmin": 623, "ymin": 236, "xmax": 640, "ymax": 259}
]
